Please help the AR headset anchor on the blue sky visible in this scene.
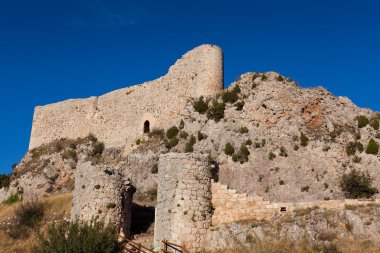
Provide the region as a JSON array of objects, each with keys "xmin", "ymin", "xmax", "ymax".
[{"xmin": 0, "ymin": 0, "xmax": 379, "ymax": 174}]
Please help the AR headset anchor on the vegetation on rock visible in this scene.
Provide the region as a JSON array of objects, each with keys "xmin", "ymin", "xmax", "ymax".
[
  {"xmin": 366, "ymin": 138, "xmax": 379, "ymax": 155},
  {"xmin": 340, "ymin": 169, "xmax": 378, "ymax": 199}
]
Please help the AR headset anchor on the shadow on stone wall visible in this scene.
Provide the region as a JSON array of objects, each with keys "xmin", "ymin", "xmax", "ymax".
[{"xmin": 131, "ymin": 202, "xmax": 155, "ymax": 235}]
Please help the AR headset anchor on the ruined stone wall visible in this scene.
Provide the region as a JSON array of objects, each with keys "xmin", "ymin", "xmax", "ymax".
[
  {"xmin": 211, "ymin": 181, "xmax": 380, "ymax": 225},
  {"xmin": 29, "ymin": 44, "xmax": 223, "ymax": 151},
  {"xmin": 154, "ymin": 153, "xmax": 212, "ymax": 252},
  {"xmin": 71, "ymin": 162, "xmax": 135, "ymax": 237}
]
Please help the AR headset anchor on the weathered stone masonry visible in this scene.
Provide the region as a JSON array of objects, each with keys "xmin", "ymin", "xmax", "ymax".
[
  {"xmin": 154, "ymin": 153, "xmax": 212, "ymax": 252},
  {"xmin": 71, "ymin": 162, "xmax": 135, "ymax": 238},
  {"xmin": 29, "ymin": 45, "xmax": 223, "ymax": 151}
]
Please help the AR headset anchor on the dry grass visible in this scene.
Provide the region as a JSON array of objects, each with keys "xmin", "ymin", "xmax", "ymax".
[{"xmin": 0, "ymin": 193, "xmax": 72, "ymax": 253}]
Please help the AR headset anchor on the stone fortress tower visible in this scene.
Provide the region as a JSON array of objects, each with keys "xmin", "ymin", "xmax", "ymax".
[{"xmin": 29, "ymin": 44, "xmax": 224, "ymax": 151}]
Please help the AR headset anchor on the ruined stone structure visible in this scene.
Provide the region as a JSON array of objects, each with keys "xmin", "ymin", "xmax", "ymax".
[
  {"xmin": 29, "ymin": 44, "xmax": 223, "ymax": 151},
  {"xmin": 71, "ymin": 162, "xmax": 135, "ymax": 238},
  {"xmin": 154, "ymin": 153, "xmax": 212, "ymax": 251}
]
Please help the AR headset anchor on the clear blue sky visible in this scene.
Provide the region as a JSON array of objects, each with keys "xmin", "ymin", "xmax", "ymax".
[{"xmin": 0, "ymin": 0, "xmax": 379, "ymax": 174}]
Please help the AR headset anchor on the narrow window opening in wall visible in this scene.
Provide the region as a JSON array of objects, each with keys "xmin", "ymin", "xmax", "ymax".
[
  {"xmin": 280, "ymin": 207, "xmax": 287, "ymax": 212},
  {"xmin": 143, "ymin": 120, "xmax": 150, "ymax": 133}
]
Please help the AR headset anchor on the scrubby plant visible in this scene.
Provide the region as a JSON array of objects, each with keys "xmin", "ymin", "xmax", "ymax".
[
  {"xmin": 376, "ymin": 132, "xmax": 380, "ymax": 139},
  {"xmin": 2, "ymin": 193, "xmax": 22, "ymax": 205},
  {"xmin": 366, "ymin": 138, "xmax": 379, "ymax": 155},
  {"xmin": 179, "ymin": 131, "xmax": 188, "ymax": 139},
  {"xmin": 261, "ymin": 139, "xmax": 266, "ymax": 147},
  {"xmin": 185, "ymin": 135, "xmax": 196, "ymax": 153},
  {"xmin": 340, "ymin": 169, "xmax": 378, "ymax": 199},
  {"xmin": 239, "ymin": 126, "xmax": 249, "ymax": 134},
  {"xmin": 207, "ymin": 100, "xmax": 225, "ymax": 122},
  {"xmin": 352, "ymin": 155, "xmax": 362, "ymax": 164},
  {"xmin": 231, "ymin": 145, "xmax": 250, "ymax": 164},
  {"xmin": 224, "ymin": 143, "xmax": 235, "ymax": 156},
  {"xmin": 370, "ymin": 118, "xmax": 379, "ymax": 130},
  {"xmin": 279, "ymin": 179, "xmax": 285, "ymax": 185},
  {"xmin": 300, "ymin": 132, "xmax": 309, "ymax": 147},
  {"xmin": 234, "ymin": 101, "xmax": 245, "ymax": 111},
  {"xmin": 193, "ymin": 96, "xmax": 208, "ymax": 114},
  {"xmin": 222, "ymin": 86, "xmax": 240, "ymax": 104},
  {"xmin": 0, "ymin": 174, "xmax": 11, "ymax": 189},
  {"xmin": 197, "ymin": 131, "xmax": 206, "ymax": 141},
  {"xmin": 92, "ymin": 142, "xmax": 105, "ymax": 157},
  {"xmin": 166, "ymin": 126, "xmax": 179, "ymax": 139},
  {"xmin": 179, "ymin": 119, "xmax": 185, "ymax": 130},
  {"xmin": 294, "ymin": 145, "xmax": 299, "ymax": 151},
  {"xmin": 269, "ymin": 152, "xmax": 276, "ymax": 160},
  {"xmin": 33, "ymin": 220, "xmax": 122, "ymax": 253},
  {"xmin": 62, "ymin": 149, "xmax": 78, "ymax": 162},
  {"xmin": 165, "ymin": 138, "xmax": 179, "ymax": 149},
  {"xmin": 151, "ymin": 164, "xmax": 158, "ymax": 174},
  {"xmin": 261, "ymin": 74, "xmax": 268, "ymax": 81},
  {"xmin": 357, "ymin": 115, "xmax": 369, "ymax": 128},
  {"xmin": 276, "ymin": 75, "xmax": 284, "ymax": 81},
  {"xmin": 245, "ymin": 139, "xmax": 253, "ymax": 146},
  {"xmin": 346, "ymin": 142, "xmax": 356, "ymax": 156},
  {"xmin": 301, "ymin": 186, "xmax": 310, "ymax": 192},
  {"xmin": 15, "ymin": 199, "xmax": 44, "ymax": 228},
  {"xmin": 135, "ymin": 139, "xmax": 141, "ymax": 145},
  {"xmin": 148, "ymin": 128, "xmax": 165, "ymax": 139}
]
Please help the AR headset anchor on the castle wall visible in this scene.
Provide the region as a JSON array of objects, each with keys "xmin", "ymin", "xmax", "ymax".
[
  {"xmin": 154, "ymin": 153, "xmax": 212, "ymax": 252},
  {"xmin": 29, "ymin": 44, "xmax": 223, "ymax": 150},
  {"xmin": 71, "ymin": 162, "xmax": 135, "ymax": 238},
  {"xmin": 211, "ymin": 181, "xmax": 380, "ymax": 225}
]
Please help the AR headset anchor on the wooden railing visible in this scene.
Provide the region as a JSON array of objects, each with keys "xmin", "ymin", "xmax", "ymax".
[
  {"xmin": 161, "ymin": 240, "xmax": 189, "ymax": 253},
  {"xmin": 123, "ymin": 238, "xmax": 156, "ymax": 253}
]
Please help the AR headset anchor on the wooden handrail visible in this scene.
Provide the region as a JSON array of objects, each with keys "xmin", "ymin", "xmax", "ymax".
[{"xmin": 123, "ymin": 238, "xmax": 156, "ymax": 253}]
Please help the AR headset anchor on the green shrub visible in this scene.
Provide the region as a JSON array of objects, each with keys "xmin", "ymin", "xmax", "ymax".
[
  {"xmin": 269, "ymin": 152, "xmax": 276, "ymax": 160},
  {"xmin": 0, "ymin": 174, "xmax": 11, "ymax": 189},
  {"xmin": 234, "ymin": 101, "xmax": 245, "ymax": 111},
  {"xmin": 376, "ymin": 132, "xmax": 380, "ymax": 139},
  {"xmin": 166, "ymin": 126, "xmax": 179, "ymax": 139},
  {"xmin": 193, "ymin": 96, "xmax": 208, "ymax": 114},
  {"xmin": 179, "ymin": 131, "xmax": 188, "ymax": 139},
  {"xmin": 92, "ymin": 142, "xmax": 105, "ymax": 157},
  {"xmin": 340, "ymin": 169, "xmax": 378, "ymax": 199},
  {"xmin": 346, "ymin": 142, "xmax": 357, "ymax": 156},
  {"xmin": 179, "ymin": 119, "xmax": 185, "ymax": 130},
  {"xmin": 207, "ymin": 100, "xmax": 225, "ymax": 122},
  {"xmin": 279, "ymin": 180, "xmax": 285, "ymax": 185},
  {"xmin": 294, "ymin": 145, "xmax": 299, "ymax": 151},
  {"xmin": 239, "ymin": 126, "xmax": 249, "ymax": 134},
  {"xmin": 353, "ymin": 155, "xmax": 362, "ymax": 164},
  {"xmin": 33, "ymin": 220, "xmax": 122, "ymax": 253},
  {"xmin": 366, "ymin": 138, "xmax": 379, "ymax": 155},
  {"xmin": 2, "ymin": 193, "xmax": 22, "ymax": 205},
  {"xmin": 245, "ymin": 139, "xmax": 253, "ymax": 146},
  {"xmin": 197, "ymin": 131, "xmax": 206, "ymax": 141},
  {"xmin": 276, "ymin": 75, "xmax": 284, "ymax": 81},
  {"xmin": 232, "ymin": 145, "xmax": 250, "ymax": 164},
  {"xmin": 15, "ymin": 199, "xmax": 44, "ymax": 228},
  {"xmin": 62, "ymin": 149, "xmax": 78, "ymax": 162},
  {"xmin": 165, "ymin": 138, "xmax": 179, "ymax": 149},
  {"xmin": 357, "ymin": 115, "xmax": 369, "ymax": 128},
  {"xmin": 301, "ymin": 186, "xmax": 310, "ymax": 192},
  {"xmin": 224, "ymin": 143, "xmax": 235, "ymax": 156},
  {"xmin": 300, "ymin": 132, "xmax": 309, "ymax": 147},
  {"xmin": 146, "ymin": 188, "xmax": 158, "ymax": 201},
  {"xmin": 261, "ymin": 74, "xmax": 268, "ymax": 81},
  {"xmin": 185, "ymin": 135, "xmax": 196, "ymax": 153},
  {"xmin": 370, "ymin": 118, "xmax": 379, "ymax": 130},
  {"xmin": 151, "ymin": 164, "xmax": 158, "ymax": 174},
  {"xmin": 222, "ymin": 86, "xmax": 240, "ymax": 104},
  {"xmin": 135, "ymin": 139, "xmax": 141, "ymax": 145},
  {"xmin": 148, "ymin": 128, "xmax": 165, "ymax": 139}
]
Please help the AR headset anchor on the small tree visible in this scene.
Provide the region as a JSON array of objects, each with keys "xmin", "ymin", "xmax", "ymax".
[
  {"xmin": 366, "ymin": 138, "xmax": 379, "ymax": 155},
  {"xmin": 193, "ymin": 96, "xmax": 208, "ymax": 114},
  {"xmin": 340, "ymin": 169, "xmax": 378, "ymax": 199},
  {"xmin": 166, "ymin": 126, "xmax": 179, "ymax": 139},
  {"xmin": 207, "ymin": 100, "xmax": 225, "ymax": 122},
  {"xmin": 370, "ymin": 118, "xmax": 379, "ymax": 130}
]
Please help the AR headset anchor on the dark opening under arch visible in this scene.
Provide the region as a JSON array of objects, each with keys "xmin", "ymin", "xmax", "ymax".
[{"xmin": 143, "ymin": 120, "xmax": 150, "ymax": 133}]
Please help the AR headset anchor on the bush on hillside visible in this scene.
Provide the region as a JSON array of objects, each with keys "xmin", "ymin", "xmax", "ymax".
[
  {"xmin": 166, "ymin": 126, "xmax": 179, "ymax": 139},
  {"xmin": 179, "ymin": 119, "xmax": 185, "ymax": 130},
  {"xmin": 193, "ymin": 96, "xmax": 208, "ymax": 114},
  {"xmin": 165, "ymin": 138, "xmax": 179, "ymax": 149},
  {"xmin": 197, "ymin": 131, "xmax": 206, "ymax": 141},
  {"xmin": 185, "ymin": 135, "xmax": 196, "ymax": 153},
  {"xmin": 357, "ymin": 115, "xmax": 369, "ymax": 128},
  {"xmin": 232, "ymin": 144, "xmax": 250, "ymax": 164},
  {"xmin": 340, "ymin": 169, "xmax": 378, "ymax": 199},
  {"xmin": 34, "ymin": 221, "xmax": 122, "ymax": 253},
  {"xmin": 370, "ymin": 118, "xmax": 379, "ymax": 130},
  {"xmin": 300, "ymin": 132, "xmax": 309, "ymax": 147},
  {"xmin": 239, "ymin": 126, "xmax": 249, "ymax": 134},
  {"xmin": 207, "ymin": 100, "xmax": 225, "ymax": 122},
  {"xmin": 224, "ymin": 143, "xmax": 235, "ymax": 156},
  {"xmin": 222, "ymin": 85, "xmax": 240, "ymax": 104},
  {"xmin": 0, "ymin": 174, "xmax": 11, "ymax": 189},
  {"xmin": 234, "ymin": 101, "xmax": 245, "ymax": 111},
  {"xmin": 2, "ymin": 193, "xmax": 22, "ymax": 205},
  {"xmin": 366, "ymin": 138, "xmax": 379, "ymax": 155},
  {"xmin": 148, "ymin": 128, "xmax": 165, "ymax": 139},
  {"xmin": 15, "ymin": 199, "xmax": 44, "ymax": 228}
]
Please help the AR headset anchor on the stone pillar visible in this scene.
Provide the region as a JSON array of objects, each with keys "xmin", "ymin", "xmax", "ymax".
[
  {"xmin": 71, "ymin": 162, "xmax": 135, "ymax": 237},
  {"xmin": 154, "ymin": 153, "xmax": 212, "ymax": 252}
]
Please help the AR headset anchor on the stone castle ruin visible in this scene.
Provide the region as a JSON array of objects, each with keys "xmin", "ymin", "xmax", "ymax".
[{"xmin": 26, "ymin": 45, "xmax": 380, "ymax": 252}]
